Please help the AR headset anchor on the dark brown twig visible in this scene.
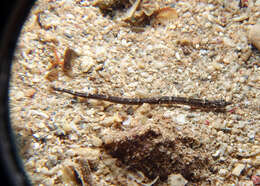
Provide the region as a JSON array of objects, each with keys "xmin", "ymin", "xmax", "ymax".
[{"xmin": 51, "ymin": 86, "xmax": 232, "ymax": 109}]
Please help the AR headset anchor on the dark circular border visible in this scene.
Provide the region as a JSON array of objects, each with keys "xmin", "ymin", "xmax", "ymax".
[{"xmin": 0, "ymin": 0, "xmax": 34, "ymax": 185}]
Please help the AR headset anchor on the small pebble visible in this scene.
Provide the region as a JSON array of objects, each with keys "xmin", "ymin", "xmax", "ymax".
[
  {"xmin": 252, "ymin": 155, "xmax": 260, "ymax": 166},
  {"xmin": 248, "ymin": 24, "xmax": 260, "ymax": 51},
  {"xmin": 15, "ymin": 91, "xmax": 25, "ymax": 100},
  {"xmin": 252, "ymin": 175, "xmax": 260, "ymax": 185},
  {"xmin": 69, "ymin": 134, "xmax": 78, "ymax": 141},
  {"xmin": 219, "ymin": 168, "xmax": 229, "ymax": 176},
  {"xmin": 167, "ymin": 174, "xmax": 188, "ymax": 186},
  {"xmin": 175, "ymin": 114, "xmax": 186, "ymax": 124},
  {"xmin": 239, "ymin": 181, "xmax": 254, "ymax": 186},
  {"xmin": 91, "ymin": 136, "xmax": 103, "ymax": 147},
  {"xmin": 122, "ymin": 117, "xmax": 131, "ymax": 125},
  {"xmin": 25, "ymin": 88, "xmax": 36, "ymax": 98},
  {"xmin": 212, "ymin": 149, "xmax": 221, "ymax": 158},
  {"xmin": 232, "ymin": 163, "xmax": 245, "ymax": 177}
]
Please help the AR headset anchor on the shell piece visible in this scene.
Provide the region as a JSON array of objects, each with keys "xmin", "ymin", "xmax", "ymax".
[
  {"xmin": 248, "ymin": 24, "xmax": 260, "ymax": 51},
  {"xmin": 232, "ymin": 163, "xmax": 245, "ymax": 177},
  {"xmin": 152, "ymin": 7, "xmax": 178, "ymax": 25}
]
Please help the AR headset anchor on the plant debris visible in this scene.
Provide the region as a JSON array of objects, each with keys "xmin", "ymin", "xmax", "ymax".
[
  {"xmin": 61, "ymin": 48, "xmax": 78, "ymax": 76},
  {"xmin": 93, "ymin": 0, "xmax": 178, "ymax": 26}
]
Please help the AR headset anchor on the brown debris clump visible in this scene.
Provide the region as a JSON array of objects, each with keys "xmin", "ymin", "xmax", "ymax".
[
  {"xmin": 93, "ymin": 0, "xmax": 131, "ymax": 11},
  {"xmin": 45, "ymin": 47, "xmax": 78, "ymax": 81},
  {"xmin": 93, "ymin": 0, "xmax": 132, "ymax": 16},
  {"xmin": 102, "ymin": 124, "xmax": 210, "ymax": 182}
]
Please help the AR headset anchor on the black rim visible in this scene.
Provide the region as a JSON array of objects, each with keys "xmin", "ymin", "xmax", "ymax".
[{"xmin": 0, "ymin": 0, "xmax": 34, "ymax": 185}]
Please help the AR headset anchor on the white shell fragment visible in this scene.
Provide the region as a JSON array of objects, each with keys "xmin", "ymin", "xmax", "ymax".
[
  {"xmin": 248, "ymin": 24, "xmax": 260, "ymax": 51},
  {"xmin": 167, "ymin": 174, "xmax": 188, "ymax": 186},
  {"xmin": 232, "ymin": 163, "xmax": 246, "ymax": 177}
]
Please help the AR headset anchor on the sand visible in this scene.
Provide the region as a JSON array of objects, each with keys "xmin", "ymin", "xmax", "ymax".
[{"xmin": 9, "ymin": 0, "xmax": 259, "ymax": 185}]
